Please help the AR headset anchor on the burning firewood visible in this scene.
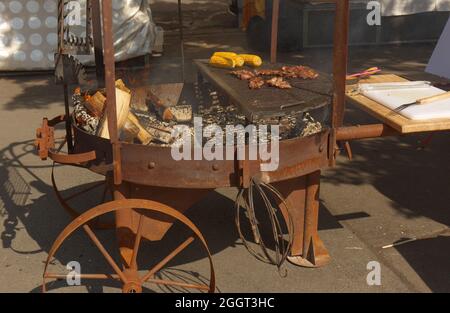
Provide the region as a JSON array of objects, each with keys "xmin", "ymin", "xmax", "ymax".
[
  {"xmin": 167, "ymin": 105, "xmax": 193, "ymax": 123},
  {"xmin": 148, "ymin": 90, "xmax": 192, "ymax": 123},
  {"xmin": 115, "ymin": 79, "xmax": 132, "ymax": 94},
  {"xmin": 75, "ymin": 80, "xmax": 154, "ymax": 145},
  {"xmin": 84, "ymin": 91, "xmax": 106, "ymax": 118},
  {"xmin": 125, "ymin": 113, "xmax": 154, "ymax": 145},
  {"xmin": 266, "ymin": 77, "xmax": 292, "ymax": 89},
  {"xmin": 73, "ymin": 88, "xmax": 99, "ymax": 134},
  {"xmin": 135, "ymin": 114, "xmax": 175, "ymax": 144},
  {"xmin": 130, "ymin": 86, "xmax": 150, "ymax": 112},
  {"xmin": 96, "ymin": 81, "xmax": 131, "ymax": 140}
]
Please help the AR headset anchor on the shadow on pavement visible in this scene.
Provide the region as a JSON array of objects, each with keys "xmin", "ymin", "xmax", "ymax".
[
  {"xmin": 395, "ymin": 233, "xmax": 450, "ymax": 293},
  {"xmin": 323, "ymin": 106, "xmax": 450, "ymax": 292}
]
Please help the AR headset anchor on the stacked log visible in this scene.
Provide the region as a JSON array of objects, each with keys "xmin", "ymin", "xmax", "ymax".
[{"xmin": 80, "ymin": 80, "xmax": 153, "ymax": 145}]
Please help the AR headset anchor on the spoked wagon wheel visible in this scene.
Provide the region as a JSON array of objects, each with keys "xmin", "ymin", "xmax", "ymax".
[{"xmin": 43, "ymin": 199, "xmax": 216, "ymax": 293}]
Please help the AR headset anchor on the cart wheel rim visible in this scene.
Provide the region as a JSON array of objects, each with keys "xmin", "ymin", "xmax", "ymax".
[{"xmin": 43, "ymin": 199, "xmax": 216, "ymax": 293}]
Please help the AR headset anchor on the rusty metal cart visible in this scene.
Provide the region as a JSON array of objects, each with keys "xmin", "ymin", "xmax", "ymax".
[
  {"xmin": 35, "ymin": 0, "xmax": 442, "ymax": 293},
  {"xmin": 34, "ymin": 0, "xmax": 350, "ymax": 293}
]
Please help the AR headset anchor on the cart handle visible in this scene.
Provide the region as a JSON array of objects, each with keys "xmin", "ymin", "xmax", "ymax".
[{"xmin": 35, "ymin": 116, "xmax": 97, "ymax": 165}]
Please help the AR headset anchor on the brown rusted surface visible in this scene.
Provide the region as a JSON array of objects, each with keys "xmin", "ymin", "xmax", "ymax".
[
  {"xmin": 73, "ymin": 125, "xmax": 113, "ymax": 170},
  {"xmin": 288, "ymin": 171, "xmax": 330, "ymax": 267},
  {"xmin": 113, "ymin": 181, "xmax": 135, "ymax": 268},
  {"xmin": 273, "ymin": 172, "xmax": 330, "ymax": 267},
  {"xmin": 130, "ymin": 185, "xmax": 211, "ymax": 241},
  {"xmin": 120, "ymin": 142, "xmax": 236, "ymax": 189},
  {"xmin": 301, "ymin": 171, "xmax": 330, "ymax": 267},
  {"xmin": 91, "ymin": 0, "xmax": 104, "ymax": 84},
  {"xmin": 35, "ymin": 118, "xmax": 54, "ymax": 161},
  {"xmin": 37, "ymin": 0, "xmax": 368, "ymax": 285},
  {"xmin": 332, "ymin": 0, "xmax": 350, "ymax": 131},
  {"xmin": 258, "ymin": 130, "xmax": 330, "ymax": 184},
  {"xmin": 102, "ymin": 0, "xmax": 122, "ymax": 185},
  {"xmin": 72, "ymin": 129, "xmax": 330, "ymax": 189},
  {"xmin": 113, "ymin": 182, "xmax": 211, "ymax": 267},
  {"xmin": 35, "ymin": 117, "xmax": 97, "ymax": 165},
  {"xmin": 330, "ymin": 0, "xmax": 350, "ymax": 168},
  {"xmin": 273, "ymin": 177, "xmax": 307, "ymax": 257}
]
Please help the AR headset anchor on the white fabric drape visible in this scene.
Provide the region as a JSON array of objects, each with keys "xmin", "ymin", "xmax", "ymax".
[
  {"xmin": 0, "ymin": 0, "xmax": 158, "ymax": 71},
  {"xmin": 354, "ymin": 0, "xmax": 450, "ymax": 16}
]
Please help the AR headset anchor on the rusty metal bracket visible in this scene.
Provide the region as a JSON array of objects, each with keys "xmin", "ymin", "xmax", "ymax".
[
  {"xmin": 35, "ymin": 118, "xmax": 55, "ymax": 161},
  {"xmin": 35, "ymin": 116, "xmax": 97, "ymax": 165}
]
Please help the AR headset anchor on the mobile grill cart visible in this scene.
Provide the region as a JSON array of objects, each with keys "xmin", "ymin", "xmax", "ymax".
[{"xmin": 35, "ymin": 0, "xmax": 429, "ymax": 293}]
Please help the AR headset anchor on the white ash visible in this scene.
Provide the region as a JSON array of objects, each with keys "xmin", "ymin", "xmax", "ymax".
[
  {"xmin": 72, "ymin": 91, "xmax": 99, "ymax": 134},
  {"xmin": 72, "ymin": 82, "xmax": 324, "ymax": 147},
  {"xmin": 300, "ymin": 113, "xmax": 323, "ymax": 137}
]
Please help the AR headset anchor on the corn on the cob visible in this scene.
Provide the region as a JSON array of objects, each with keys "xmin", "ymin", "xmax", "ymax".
[
  {"xmin": 233, "ymin": 56, "xmax": 245, "ymax": 67},
  {"xmin": 209, "ymin": 55, "xmax": 236, "ymax": 69},
  {"xmin": 239, "ymin": 54, "xmax": 263, "ymax": 67},
  {"xmin": 213, "ymin": 52, "xmax": 238, "ymax": 59},
  {"xmin": 213, "ymin": 52, "xmax": 244, "ymax": 67}
]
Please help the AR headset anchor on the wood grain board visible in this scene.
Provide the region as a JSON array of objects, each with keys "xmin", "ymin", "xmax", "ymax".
[{"xmin": 346, "ymin": 74, "xmax": 450, "ymax": 133}]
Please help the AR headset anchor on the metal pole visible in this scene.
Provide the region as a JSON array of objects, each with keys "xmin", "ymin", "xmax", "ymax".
[
  {"xmin": 332, "ymin": 0, "xmax": 350, "ymax": 129},
  {"xmin": 178, "ymin": 0, "xmax": 185, "ymax": 81},
  {"xmin": 270, "ymin": 0, "xmax": 280, "ymax": 63},
  {"xmin": 102, "ymin": 0, "xmax": 122, "ymax": 185},
  {"xmin": 63, "ymin": 84, "xmax": 74, "ymax": 152},
  {"xmin": 335, "ymin": 124, "xmax": 399, "ymax": 141},
  {"xmin": 91, "ymin": 0, "xmax": 105, "ymax": 86},
  {"xmin": 57, "ymin": 1, "xmax": 73, "ymax": 152}
]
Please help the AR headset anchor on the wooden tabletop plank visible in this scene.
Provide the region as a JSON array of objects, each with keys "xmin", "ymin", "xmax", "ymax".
[{"xmin": 346, "ymin": 74, "xmax": 450, "ymax": 133}]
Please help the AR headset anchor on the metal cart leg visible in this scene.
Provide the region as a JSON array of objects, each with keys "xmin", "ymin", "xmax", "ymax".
[{"xmin": 274, "ymin": 171, "xmax": 330, "ymax": 268}]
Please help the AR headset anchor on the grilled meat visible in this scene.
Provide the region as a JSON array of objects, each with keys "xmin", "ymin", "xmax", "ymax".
[
  {"xmin": 266, "ymin": 77, "xmax": 292, "ymax": 89},
  {"xmin": 281, "ymin": 66, "xmax": 319, "ymax": 79},
  {"xmin": 255, "ymin": 69, "xmax": 283, "ymax": 76},
  {"xmin": 249, "ymin": 77, "xmax": 265, "ymax": 89},
  {"xmin": 231, "ymin": 65, "xmax": 319, "ymax": 90},
  {"xmin": 230, "ymin": 70, "xmax": 256, "ymax": 80}
]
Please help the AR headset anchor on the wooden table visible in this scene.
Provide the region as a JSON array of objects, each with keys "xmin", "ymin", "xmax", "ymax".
[{"xmin": 346, "ymin": 74, "xmax": 450, "ymax": 133}]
